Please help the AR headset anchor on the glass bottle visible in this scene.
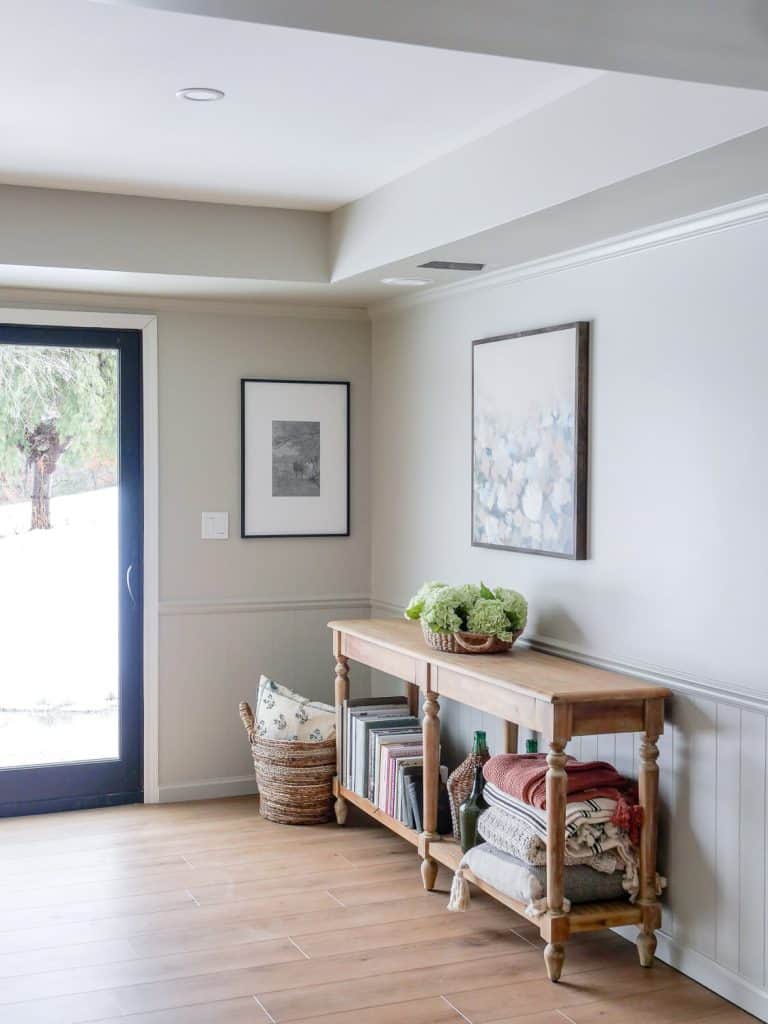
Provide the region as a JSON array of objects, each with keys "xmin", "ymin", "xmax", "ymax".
[
  {"xmin": 459, "ymin": 760, "xmax": 487, "ymax": 852},
  {"xmin": 472, "ymin": 729, "xmax": 488, "ymax": 757}
]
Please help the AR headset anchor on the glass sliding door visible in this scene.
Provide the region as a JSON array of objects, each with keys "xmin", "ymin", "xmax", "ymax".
[{"xmin": 0, "ymin": 324, "xmax": 142, "ymax": 814}]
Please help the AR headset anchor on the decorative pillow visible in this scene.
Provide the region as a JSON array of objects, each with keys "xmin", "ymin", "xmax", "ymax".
[{"xmin": 256, "ymin": 675, "xmax": 336, "ymax": 742}]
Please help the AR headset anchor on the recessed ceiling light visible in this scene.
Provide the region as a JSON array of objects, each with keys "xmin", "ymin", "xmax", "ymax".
[
  {"xmin": 380, "ymin": 277, "xmax": 429, "ymax": 287},
  {"xmin": 176, "ymin": 87, "xmax": 226, "ymax": 102}
]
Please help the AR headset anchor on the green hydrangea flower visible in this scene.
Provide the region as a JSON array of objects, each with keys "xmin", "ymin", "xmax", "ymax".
[
  {"xmin": 421, "ymin": 588, "xmax": 463, "ymax": 633},
  {"xmin": 404, "ymin": 580, "xmax": 446, "ymax": 620},
  {"xmin": 466, "ymin": 597, "xmax": 513, "ymax": 638},
  {"xmin": 405, "ymin": 580, "xmax": 527, "ymax": 639},
  {"xmin": 494, "ymin": 587, "xmax": 528, "ymax": 632},
  {"xmin": 452, "ymin": 583, "xmax": 481, "ymax": 617}
]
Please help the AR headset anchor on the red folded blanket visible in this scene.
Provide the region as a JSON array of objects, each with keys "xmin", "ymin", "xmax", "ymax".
[{"xmin": 483, "ymin": 753, "xmax": 642, "ymax": 842}]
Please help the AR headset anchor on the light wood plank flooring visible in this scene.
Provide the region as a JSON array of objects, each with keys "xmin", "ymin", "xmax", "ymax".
[{"xmin": 0, "ymin": 796, "xmax": 757, "ymax": 1024}]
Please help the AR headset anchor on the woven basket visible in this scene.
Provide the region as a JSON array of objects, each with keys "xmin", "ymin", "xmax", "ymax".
[
  {"xmin": 239, "ymin": 702, "xmax": 336, "ymax": 825},
  {"xmin": 446, "ymin": 750, "xmax": 490, "ymax": 840},
  {"xmin": 421, "ymin": 619, "xmax": 521, "ymax": 655}
]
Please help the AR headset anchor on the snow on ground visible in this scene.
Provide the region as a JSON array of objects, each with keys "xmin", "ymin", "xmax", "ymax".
[{"xmin": 0, "ymin": 488, "xmax": 119, "ymax": 767}]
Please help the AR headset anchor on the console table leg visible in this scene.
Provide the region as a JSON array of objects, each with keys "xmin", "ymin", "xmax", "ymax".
[
  {"xmin": 420, "ymin": 857, "xmax": 438, "ymax": 891},
  {"xmin": 544, "ymin": 943, "xmax": 565, "ymax": 982},
  {"xmin": 545, "ymin": 738, "xmax": 568, "ymax": 981},
  {"xmin": 421, "ymin": 688, "xmax": 440, "ymax": 890},
  {"xmin": 333, "ymin": 638, "xmax": 349, "ymax": 827},
  {"xmin": 637, "ymin": 698, "xmax": 664, "ymax": 966},
  {"xmin": 503, "ymin": 721, "xmax": 519, "ymax": 754}
]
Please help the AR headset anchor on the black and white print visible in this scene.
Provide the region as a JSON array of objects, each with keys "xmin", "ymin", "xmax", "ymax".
[{"xmin": 271, "ymin": 420, "xmax": 320, "ymax": 497}]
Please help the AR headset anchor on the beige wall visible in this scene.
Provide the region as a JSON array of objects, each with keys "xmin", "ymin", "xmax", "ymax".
[
  {"xmin": 0, "ymin": 290, "xmax": 373, "ymax": 800},
  {"xmin": 156, "ymin": 307, "xmax": 372, "ymax": 796}
]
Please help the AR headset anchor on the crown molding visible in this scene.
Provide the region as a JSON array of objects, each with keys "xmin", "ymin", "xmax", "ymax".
[{"xmin": 369, "ymin": 193, "xmax": 768, "ymax": 318}]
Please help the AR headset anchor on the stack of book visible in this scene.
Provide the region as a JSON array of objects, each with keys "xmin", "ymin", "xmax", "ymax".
[{"xmin": 341, "ymin": 696, "xmax": 427, "ymax": 831}]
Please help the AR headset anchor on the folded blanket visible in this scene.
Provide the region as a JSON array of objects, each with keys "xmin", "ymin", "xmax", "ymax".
[
  {"xmin": 477, "ymin": 804, "xmax": 624, "ymax": 878},
  {"xmin": 447, "ymin": 842, "xmax": 627, "ymax": 918},
  {"xmin": 484, "ymin": 781, "xmax": 617, "ymax": 839},
  {"xmin": 476, "ymin": 793, "xmax": 667, "ymax": 902},
  {"xmin": 483, "ymin": 753, "xmax": 642, "ymax": 841}
]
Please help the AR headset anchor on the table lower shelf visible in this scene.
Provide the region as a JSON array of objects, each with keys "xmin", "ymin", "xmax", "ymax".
[{"xmin": 333, "ymin": 778, "xmax": 644, "ymax": 938}]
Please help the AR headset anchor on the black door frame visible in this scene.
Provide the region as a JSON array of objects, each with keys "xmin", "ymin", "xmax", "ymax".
[{"xmin": 0, "ymin": 323, "xmax": 143, "ymax": 816}]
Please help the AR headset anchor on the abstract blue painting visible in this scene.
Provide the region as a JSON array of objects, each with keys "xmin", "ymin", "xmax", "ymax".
[{"xmin": 472, "ymin": 323, "xmax": 589, "ymax": 559}]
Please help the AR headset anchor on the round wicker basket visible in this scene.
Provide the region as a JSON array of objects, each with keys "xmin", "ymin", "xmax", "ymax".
[
  {"xmin": 239, "ymin": 702, "xmax": 336, "ymax": 825},
  {"xmin": 421, "ymin": 618, "xmax": 521, "ymax": 655}
]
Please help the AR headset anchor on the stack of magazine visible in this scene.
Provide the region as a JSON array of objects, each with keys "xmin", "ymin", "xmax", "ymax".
[{"xmin": 341, "ymin": 695, "xmax": 431, "ymax": 831}]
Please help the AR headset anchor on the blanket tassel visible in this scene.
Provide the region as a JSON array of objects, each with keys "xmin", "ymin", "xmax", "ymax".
[{"xmin": 447, "ymin": 868, "xmax": 471, "ymax": 912}]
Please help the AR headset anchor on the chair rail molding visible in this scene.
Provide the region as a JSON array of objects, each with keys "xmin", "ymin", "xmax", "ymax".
[
  {"xmin": 370, "ymin": 597, "xmax": 768, "ymax": 714},
  {"xmin": 160, "ymin": 594, "xmax": 372, "ymax": 616}
]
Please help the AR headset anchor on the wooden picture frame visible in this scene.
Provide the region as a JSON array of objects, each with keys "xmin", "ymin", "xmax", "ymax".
[
  {"xmin": 471, "ymin": 322, "xmax": 589, "ymax": 559},
  {"xmin": 241, "ymin": 378, "xmax": 350, "ymax": 538}
]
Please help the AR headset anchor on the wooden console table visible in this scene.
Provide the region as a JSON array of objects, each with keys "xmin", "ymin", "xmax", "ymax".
[{"xmin": 329, "ymin": 618, "xmax": 669, "ymax": 982}]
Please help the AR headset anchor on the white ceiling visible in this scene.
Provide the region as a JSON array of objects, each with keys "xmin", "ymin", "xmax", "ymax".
[{"xmin": 0, "ymin": 0, "xmax": 598, "ymax": 211}]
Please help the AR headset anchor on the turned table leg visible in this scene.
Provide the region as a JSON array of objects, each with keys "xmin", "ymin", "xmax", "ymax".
[
  {"xmin": 503, "ymin": 721, "xmax": 519, "ymax": 754},
  {"xmin": 545, "ymin": 738, "xmax": 568, "ymax": 981},
  {"xmin": 637, "ymin": 698, "xmax": 664, "ymax": 966},
  {"xmin": 333, "ymin": 637, "xmax": 349, "ymax": 826},
  {"xmin": 420, "ymin": 687, "xmax": 440, "ymax": 890}
]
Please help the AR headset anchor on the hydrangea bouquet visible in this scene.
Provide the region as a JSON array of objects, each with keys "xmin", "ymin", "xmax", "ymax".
[{"xmin": 405, "ymin": 581, "xmax": 527, "ymax": 645}]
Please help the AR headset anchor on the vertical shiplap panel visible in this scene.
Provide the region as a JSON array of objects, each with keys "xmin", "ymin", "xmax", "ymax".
[
  {"xmin": 714, "ymin": 703, "xmax": 741, "ymax": 973},
  {"xmin": 668, "ymin": 695, "xmax": 718, "ymax": 958},
  {"xmin": 597, "ymin": 732, "xmax": 617, "ymax": 765},
  {"xmin": 739, "ymin": 709, "xmax": 767, "ymax": 985},
  {"xmin": 614, "ymin": 731, "xmax": 636, "ymax": 779},
  {"xmin": 765, "ymin": 721, "xmax": 768, "ymax": 991},
  {"xmin": 579, "ymin": 734, "xmax": 599, "ymax": 763},
  {"xmin": 656, "ymin": 715, "xmax": 675, "ymax": 937}
]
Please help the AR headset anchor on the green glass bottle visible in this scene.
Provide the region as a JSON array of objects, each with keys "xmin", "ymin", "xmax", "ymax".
[
  {"xmin": 472, "ymin": 729, "xmax": 488, "ymax": 757},
  {"xmin": 459, "ymin": 760, "xmax": 487, "ymax": 852}
]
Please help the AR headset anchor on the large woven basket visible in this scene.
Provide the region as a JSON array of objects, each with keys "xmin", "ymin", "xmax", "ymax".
[
  {"xmin": 421, "ymin": 619, "xmax": 521, "ymax": 655},
  {"xmin": 239, "ymin": 702, "xmax": 336, "ymax": 825}
]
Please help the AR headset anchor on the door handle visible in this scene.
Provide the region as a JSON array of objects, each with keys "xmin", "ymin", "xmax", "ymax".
[{"xmin": 126, "ymin": 563, "xmax": 137, "ymax": 608}]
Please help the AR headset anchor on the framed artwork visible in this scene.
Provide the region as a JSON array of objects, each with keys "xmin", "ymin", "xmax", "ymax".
[
  {"xmin": 472, "ymin": 322, "xmax": 589, "ymax": 559},
  {"xmin": 241, "ymin": 378, "xmax": 349, "ymax": 538}
]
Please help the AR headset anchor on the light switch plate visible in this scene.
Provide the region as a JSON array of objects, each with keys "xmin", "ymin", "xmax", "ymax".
[{"xmin": 201, "ymin": 512, "xmax": 229, "ymax": 540}]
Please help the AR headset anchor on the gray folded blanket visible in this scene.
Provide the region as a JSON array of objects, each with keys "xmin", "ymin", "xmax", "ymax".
[{"xmin": 447, "ymin": 842, "xmax": 626, "ymax": 917}]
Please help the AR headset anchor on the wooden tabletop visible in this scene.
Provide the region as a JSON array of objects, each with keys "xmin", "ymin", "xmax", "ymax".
[{"xmin": 328, "ymin": 618, "xmax": 670, "ymax": 705}]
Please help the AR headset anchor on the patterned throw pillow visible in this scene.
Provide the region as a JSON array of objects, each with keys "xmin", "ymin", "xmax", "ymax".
[{"xmin": 256, "ymin": 675, "xmax": 336, "ymax": 742}]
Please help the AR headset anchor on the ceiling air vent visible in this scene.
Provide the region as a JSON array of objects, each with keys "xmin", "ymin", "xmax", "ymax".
[{"xmin": 419, "ymin": 260, "xmax": 485, "ymax": 272}]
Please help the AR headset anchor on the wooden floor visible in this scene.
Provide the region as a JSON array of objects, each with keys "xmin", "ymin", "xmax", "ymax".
[{"xmin": 0, "ymin": 797, "xmax": 757, "ymax": 1024}]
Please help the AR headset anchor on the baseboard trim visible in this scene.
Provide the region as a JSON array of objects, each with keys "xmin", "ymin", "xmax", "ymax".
[
  {"xmin": 613, "ymin": 926, "xmax": 768, "ymax": 1022},
  {"xmin": 158, "ymin": 775, "xmax": 258, "ymax": 802},
  {"xmin": 160, "ymin": 595, "xmax": 371, "ymax": 616}
]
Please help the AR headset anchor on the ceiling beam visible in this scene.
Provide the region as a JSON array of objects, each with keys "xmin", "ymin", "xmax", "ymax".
[
  {"xmin": 0, "ymin": 186, "xmax": 328, "ymax": 283},
  {"xmin": 96, "ymin": 0, "xmax": 768, "ymax": 91}
]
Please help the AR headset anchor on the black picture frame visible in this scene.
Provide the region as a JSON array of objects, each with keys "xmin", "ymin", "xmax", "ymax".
[
  {"xmin": 471, "ymin": 322, "xmax": 590, "ymax": 560},
  {"xmin": 241, "ymin": 378, "xmax": 350, "ymax": 539}
]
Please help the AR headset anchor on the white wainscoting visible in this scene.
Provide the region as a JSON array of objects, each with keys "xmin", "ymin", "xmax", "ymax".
[
  {"xmin": 157, "ymin": 596, "xmax": 372, "ymax": 803},
  {"xmin": 370, "ymin": 599, "xmax": 768, "ymax": 1021}
]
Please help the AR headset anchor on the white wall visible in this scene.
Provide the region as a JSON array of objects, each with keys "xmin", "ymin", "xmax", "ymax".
[{"xmin": 369, "ymin": 215, "xmax": 768, "ymax": 1018}]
